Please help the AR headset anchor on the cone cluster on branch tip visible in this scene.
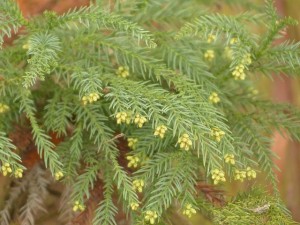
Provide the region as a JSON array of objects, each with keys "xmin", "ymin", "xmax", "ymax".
[
  {"xmin": 211, "ymin": 169, "xmax": 226, "ymax": 185},
  {"xmin": 134, "ymin": 114, "xmax": 147, "ymax": 128},
  {"xmin": 54, "ymin": 171, "xmax": 64, "ymax": 180},
  {"xmin": 115, "ymin": 111, "xmax": 131, "ymax": 124},
  {"xmin": 234, "ymin": 169, "xmax": 247, "ymax": 182},
  {"xmin": 182, "ymin": 204, "xmax": 197, "ymax": 218},
  {"xmin": 154, "ymin": 125, "xmax": 167, "ymax": 138},
  {"xmin": 130, "ymin": 202, "xmax": 139, "ymax": 211},
  {"xmin": 207, "ymin": 34, "xmax": 216, "ymax": 43},
  {"xmin": 1, "ymin": 162, "xmax": 12, "ymax": 176},
  {"xmin": 246, "ymin": 167, "xmax": 257, "ymax": 179},
  {"xmin": 232, "ymin": 53, "xmax": 252, "ymax": 80},
  {"xmin": 73, "ymin": 201, "xmax": 85, "ymax": 212},
  {"xmin": 0, "ymin": 103, "xmax": 9, "ymax": 113},
  {"xmin": 144, "ymin": 211, "xmax": 158, "ymax": 225},
  {"xmin": 224, "ymin": 154, "xmax": 235, "ymax": 165},
  {"xmin": 211, "ymin": 128, "xmax": 225, "ymax": 142},
  {"xmin": 116, "ymin": 66, "xmax": 130, "ymax": 78},
  {"xmin": 224, "ymin": 46, "xmax": 233, "ymax": 60},
  {"xmin": 204, "ymin": 50, "xmax": 215, "ymax": 61},
  {"xmin": 81, "ymin": 92, "xmax": 100, "ymax": 105},
  {"xmin": 14, "ymin": 168, "xmax": 23, "ymax": 178},
  {"xmin": 209, "ymin": 92, "xmax": 220, "ymax": 104},
  {"xmin": 133, "ymin": 179, "xmax": 145, "ymax": 193},
  {"xmin": 177, "ymin": 133, "xmax": 192, "ymax": 151},
  {"xmin": 127, "ymin": 138, "xmax": 138, "ymax": 149},
  {"xmin": 234, "ymin": 167, "xmax": 257, "ymax": 182},
  {"xmin": 232, "ymin": 64, "xmax": 246, "ymax": 80},
  {"xmin": 126, "ymin": 155, "xmax": 140, "ymax": 168},
  {"xmin": 242, "ymin": 53, "xmax": 252, "ymax": 65}
]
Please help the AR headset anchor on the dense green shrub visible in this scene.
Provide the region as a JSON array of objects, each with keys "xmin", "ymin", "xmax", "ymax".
[{"xmin": 0, "ymin": 0, "xmax": 300, "ymax": 224}]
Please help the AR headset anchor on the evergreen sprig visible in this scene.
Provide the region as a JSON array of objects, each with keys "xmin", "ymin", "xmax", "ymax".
[{"xmin": 0, "ymin": 0, "xmax": 299, "ymax": 224}]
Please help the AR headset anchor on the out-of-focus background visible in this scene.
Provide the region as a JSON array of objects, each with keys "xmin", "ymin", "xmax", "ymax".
[{"xmin": 2, "ymin": 0, "xmax": 300, "ymax": 224}]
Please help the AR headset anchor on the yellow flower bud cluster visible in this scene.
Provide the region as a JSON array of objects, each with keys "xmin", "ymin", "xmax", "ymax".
[
  {"xmin": 134, "ymin": 114, "xmax": 147, "ymax": 128},
  {"xmin": 14, "ymin": 168, "xmax": 24, "ymax": 178},
  {"xmin": 81, "ymin": 93, "xmax": 100, "ymax": 105},
  {"xmin": 0, "ymin": 103, "xmax": 9, "ymax": 113},
  {"xmin": 234, "ymin": 169, "xmax": 247, "ymax": 182},
  {"xmin": 224, "ymin": 154, "xmax": 235, "ymax": 165},
  {"xmin": 144, "ymin": 210, "xmax": 158, "ymax": 225},
  {"xmin": 209, "ymin": 92, "xmax": 220, "ymax": 104},
  {"xmin": 211, "ymin": 128, "xmax": 225, "ymax": 142},
  {"xmin": 130, "ymin": 202, "xmax": 139, "ymax": 211},
  {"xmin": 246, "ymin": 167, "xmax": 257, "ymax": 179},
  {"xmin": 126, "ymin": 155, "xmax": 140, "ymax": 168},
  {"xmin": 133, "ymin": 179, "xmax": 145, "ymax": 193},
  {"xmin": 247, "ymin": 87, "xmax": 259, "ymax": 99},
  {"xmin": 154, "ymin": 125, "xmax": 167, "ymax": 138},
  {"xmin": 211, "ymin": 169, "xmax": 226, "ymax": 185},
  {"xmin": 182, "ymin": 204, "xmax": 197, "ymax": 218},
  {"xmin": 232, "ymin": 64, "xmax": 246, "ymax": 80},
  {"xmin": 232, "ymin": 53, "xmax": 252, "ymax": 81},
  {"xmin": 23, "ymin": 44, "xmax": 30, "ymax": 49},
  {"xmin": 127, "ymin": 138, "xmax": 138, "ymax": 149},
  {"xmin": 204, "ymin": 50, "xmax": 215, "ymax": 61},
  {"xmin": 207, "ymin": 34, "xmax": 216, "ymax": 43},
  {"xmin": 224, "ymin": 46, "xmax": 233, "ymax": 60},
  {"xmin": 177, "ymin": 133, "xmax": 192, "ymax": 151},
  {"xmin": 242, "ymin": 53, "xmax": 252, "ymax": 66},
  {"xmin": 1, "ymin": 162, "xmax": 12, "ymax": 176},
  {"xmin": 73, "ymin": 201, "xmax": 85, "ymax": 212},
  {"xmin": 54, "ymin": 171, "xmax": 64, "ymax": 180},
  {"xmin": 116, "ymin": 66, "xmax": 130, "ymax": 78},
  {"xmin": 230, "ymin": 37, "xmax": 239, "ymax": 45},
  {"xmin": 116, "ymin": 111, "xmax": 131, "ymax": 125},
  {"xmin": 234, "ymin": 167, "xmax": 257, "ymax": 182}
]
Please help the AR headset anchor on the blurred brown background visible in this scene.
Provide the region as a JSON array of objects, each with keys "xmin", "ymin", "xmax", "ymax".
[{"xmin": 2, "ymin": 0, "xmax": 300, "ymax": 224}]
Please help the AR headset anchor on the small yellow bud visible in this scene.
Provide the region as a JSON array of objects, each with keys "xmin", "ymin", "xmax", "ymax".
[
  {"xmin": 242, "ymin": 53, "xmax": 252, "ymax": 66},
  {"xmin": 73, "ymin": 201, "xmax": 85, "ymax": 212},
  {"xmin": 204, "ymin": 50, "xmax": 215, "ymax": 61},
  {"xmin": 230, "ymin": 37, "xmax": 238, "ymax": 45},
  {"xmin": 134, "ymin": 114, "xmax": 147, "ymax": 128},
  {"xmin": 115, "ymin": 112, "xmax": 131, "ymax": 124},
  {"xmin": 182, "ymin": 203, "xmax": 197, "ymax": 218},
  {"xmin": 0, "ymin": 103, "xmax": 10, "ymax": 113},
  {"xmin": 22, "ymin": 44, "xmax": 29, "ymax": 49},
  {"xmin": 14, "ymin": 168, "xmax": 24, "ymax": 178},
  {"xmin": 2, "ymin": 162, "xmax": 12, "ymax": 176},
  {"xmin": 234, "ymin": 169, "xmax": 247, "ymax": 182},
  {"xmin": 54, "ymin": 171, "xmax": 64, "ymax": 180},
  {"xmin": 126, "ymin": 155, "xmax": 140, "ymax": 168},
  {"xmin": 209, "ymin": 92, "xmax": 220, "ymax": 104},
  {"xmin": 130, "ymin": 202, "xmax": 139, "ymax": 211},
  {"xmin": 246, "ymin": 167, "xmax": 257, "ymax": 180},
  {"xmin": 127, "ymin": 138, "xmax": 138, "ymax": 149},
  {"xmin": 177, "ymin": 133, "xmax": 192, "ymax": 151},
  {"xmin": 207, "ymin": 34, "xmax": 216, "ymax": 43},
  {"xmin": 81, "ymin": 93, "xmax": 100, "ymax": 105},
  {"xmin": 211, "ymin": 128, "xmax": 225, "ymax": 142},
  {"xmin": 232, "ymin": 64, "xmax": 246, "ymax": 80},
  {"xmin": 224, "ymin": 154, "xmax": 235, "ymax": 165},
  {"xmin": 144, "ymin": 210, "xmax": 158, "ymax": 225},
  {"xmin": 154, "ymin": 125, "xmax": 168, "ymax": 138},
  {"xmin": 224, "ymin": 46, "xmax": 233, "ymax": 60},
  {"xmin": 116, "ymin": 66, "xmax": 130, "ymax": 78},
  {"xmin": 211, "ymin": 169, "xmax": 226, "ymax": 185},
  {"xmin": 133, "ymin": 179, "xmax": 145, "ymax": 193}
]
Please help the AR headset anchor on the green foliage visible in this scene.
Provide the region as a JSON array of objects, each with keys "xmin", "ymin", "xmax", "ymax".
[{"xmin": 0, "ymin": 0, "xmax": 299, "ymax": 224}]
